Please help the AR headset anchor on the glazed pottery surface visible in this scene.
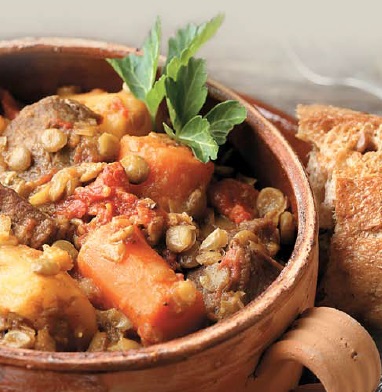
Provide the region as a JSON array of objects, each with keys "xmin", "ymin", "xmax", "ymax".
[{"xmin": 0, "ymin": 38, "xmax": 378, "ymax": 392}]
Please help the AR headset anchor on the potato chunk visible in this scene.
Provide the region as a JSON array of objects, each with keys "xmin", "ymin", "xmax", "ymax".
[
  {"xmin": 66, "ymin": 89, "xmax": 152, "ymax": 139},
  {"xmin": 0, "ymin": 244, "xmax": 97, "ymax": 350}
]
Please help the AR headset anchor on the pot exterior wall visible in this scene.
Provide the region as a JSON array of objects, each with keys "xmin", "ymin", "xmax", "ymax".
[
  {"xmin": 0, "ymin": 39, "xmax": 318, "ymax": 392},
  {"xmin": 0, "ymin": 246, "xmax": 317, "ymax": 392}
]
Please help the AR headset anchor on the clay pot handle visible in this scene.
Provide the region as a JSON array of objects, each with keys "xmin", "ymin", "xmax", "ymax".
[{"xmin": 250, "ymin": 307, "xmax": 381, "ymax": 392}]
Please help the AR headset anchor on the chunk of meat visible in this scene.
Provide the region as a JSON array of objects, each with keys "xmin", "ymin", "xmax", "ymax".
[
  {"xmin": 0, "ymin": 184, "xmax": 57, "ymax": 249},
  {"xmin": 220, "ymin": 240, "xmax": 282, "ymax": 297},
  {"xmin": 187, "ymin": 236, "xmax": 282, "ymax": 321},
  {"xmin": 1, "ymin": 96, "xmax": 103, "ymax": 181},
  {"xmin": 236, "ymin": 217, "xmax": 281, "ymax": 256}
]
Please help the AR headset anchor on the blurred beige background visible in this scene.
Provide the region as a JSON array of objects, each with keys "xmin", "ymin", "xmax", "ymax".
[{"xmin": 1, "ymin": 0, "xmax": 382, "ymax": 115}]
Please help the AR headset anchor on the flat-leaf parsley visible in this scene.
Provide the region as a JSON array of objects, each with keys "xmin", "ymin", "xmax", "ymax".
[{"xmin": 107, "ymin": 14, "xmax": 246, "ymax": 163}]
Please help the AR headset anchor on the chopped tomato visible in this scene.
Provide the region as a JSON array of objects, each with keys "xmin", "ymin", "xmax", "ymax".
[
  {"xmin": 110, "ymin": 97, "xmax": 129, "ymax": 118},
  {"xmin": 0, "ymin": 88, "xmax": 20, "ymax": 119},
  {"xmin": 56, "ymin": 162, "xmax": 166, "ymax": 245},
  {"xmin": 208, "ymin": 178, "xmax": 258, "ymax": 224}
]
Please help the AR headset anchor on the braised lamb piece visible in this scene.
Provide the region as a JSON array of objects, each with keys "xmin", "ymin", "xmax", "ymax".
[
  {"xmin": 187, "ymin": 220, "xmax": 282, "ymax": 321},
  {"xmin": 0, "ymin": 96, "xmax": 106, "ymax": 182},
  {"xmin": 0, "ymin": 184, "xmax": 57, "ymax": 249}
]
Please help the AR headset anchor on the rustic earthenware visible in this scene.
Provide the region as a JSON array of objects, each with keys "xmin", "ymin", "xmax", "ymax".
[{"xmin": 0, "ymin": 38, "xmax": 379, "ymax": 392}]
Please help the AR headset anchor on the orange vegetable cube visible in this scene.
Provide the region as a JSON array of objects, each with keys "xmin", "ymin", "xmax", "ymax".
[
  {"xmin": 78, "ymin": 218, "xmax": 206, "ymax": 344},
  {"xmin": 119, "ymin": 133, "xmax": 214, "ymax": 217}
]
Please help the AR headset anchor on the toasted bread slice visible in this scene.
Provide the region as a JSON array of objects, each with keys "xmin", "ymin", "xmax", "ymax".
[
  {"xmin": 334, "ymin": 150, "xmax": 382, "ymax": 178},
  {"xmin": 297, "ymin": 104, "xmax": 382, "ymax": 229},
  {"xmin": 319, "ymin": 174, "xmax": 382, "ymax": 327},
  {"xmin": 298, "ymin": 105, "xmax": 382, "ymax": 327},
  {"xmin": 297, "ymin": 104, "xmax": 382, "ymax": 149},
  {"xmin": 334, "ymin": 175, "xmax": 382, "ymax": 234},
  {"xmin": 320, "ymin": 229, "xmax": 382, "ymax": 326}
]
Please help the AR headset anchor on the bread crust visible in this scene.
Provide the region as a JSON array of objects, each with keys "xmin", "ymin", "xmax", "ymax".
[
  {"xmin": 297, "ymin": 104, "xmax": 382, "ymax": 327},
  {"xmin": 297, "ymin": 104, "xmax": 382, "ymax": 146},
  {"xmin": 334, "ymin": 176, "xmax": 382, "ymax": 234},
  {"xmin": 321, "ymin": 230, "xmax": 382, "ymax": 326}
]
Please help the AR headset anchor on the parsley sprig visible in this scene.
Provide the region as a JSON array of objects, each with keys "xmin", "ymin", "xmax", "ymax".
[{"xmin": 107, "ymin": 14, "xmax": 247, "ymax": 163}]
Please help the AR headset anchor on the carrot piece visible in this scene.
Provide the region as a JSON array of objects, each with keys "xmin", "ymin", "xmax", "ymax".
[
  {"xmin": 119, "ymin": 133, "xmax": 214, "ymax": 216},
  {"xmin": 78, "ymin": 218, "xmax": 206, "ymax": 344},
  {"xmin": 208, "ymin": 178, "xmax": 259, "ymax": 224}
]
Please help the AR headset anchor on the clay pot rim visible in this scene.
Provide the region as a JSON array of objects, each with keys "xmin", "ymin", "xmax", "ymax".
[{"xmin": 0, "ymin": 37, "xmax": 317, "ymax": 372}]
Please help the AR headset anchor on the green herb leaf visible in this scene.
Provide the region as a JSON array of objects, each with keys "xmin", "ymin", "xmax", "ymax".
[
  {"xmin": 166, "ymin": 14, "xmax": 224, "ymax": 73},
  {"xmin": 146, "ymin": 74, "xmax": 166, "ymax": 121},
  {"xmin": 107, "ymin": 57, "xmax": 145, "ymax": 102},
  {"xmin": 165, "ymin": 57, "xmax": 182, "ymax": 84},
  {"xmin": 107, "ymin": 17, "xmax": 161, "ymax": 120},
  {"xmin": 164, "ymin": 120, "xmax": 218, "ymax": 163},
  {"xmin": 176, "ymin": 116, "xmax": 218, "ymax": 163},
  {"xmin": 106, "ymin": 14, "xmax": 247, "ymax": 163},
  {"xmin": 163, "ymin": 123, "xmax": 176, "ymax": 139},
  {"xmin": 165, "ymin": 58, "xmax": 208, "ymax": 132},
  {"xmin": 206, "ymin": 101, "xmax": 247, "ymax": 145}
]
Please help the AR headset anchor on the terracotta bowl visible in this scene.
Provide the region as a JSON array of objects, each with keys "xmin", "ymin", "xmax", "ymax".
[{"xmin": 0, "ymin": 38, "xmax": 379, "ymax": 392}]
